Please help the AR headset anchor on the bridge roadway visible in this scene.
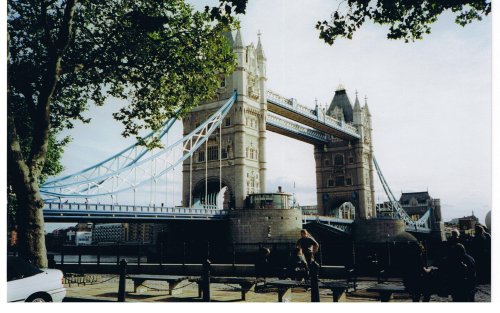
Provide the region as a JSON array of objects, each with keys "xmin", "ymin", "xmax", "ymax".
[
  {"xmin": 43, "ymin": 202, "xmax": 352, "ymax": 228},
  {"xmin": 266, "ymin": 90, "xmax": 360, "ymax": 142},
  {"xmin": 43, "ymin": 202, "xmax": 429, "ymax": 234}
]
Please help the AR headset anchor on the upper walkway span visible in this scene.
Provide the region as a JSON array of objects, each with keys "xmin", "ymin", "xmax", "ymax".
[{"xmin": 266, "ymin": 90, "xmax": 360, "ymax": 141}]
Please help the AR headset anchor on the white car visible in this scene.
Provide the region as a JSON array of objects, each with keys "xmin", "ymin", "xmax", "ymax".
[{"xmin": 7, "ymin": 256, "xmax": 66, "ymax": 302}]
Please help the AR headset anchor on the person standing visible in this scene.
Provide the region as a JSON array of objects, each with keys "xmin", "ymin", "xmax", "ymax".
[
  {"xmin": 442, "ymin": 243, "xmax": 477, "ymax": 302},
  {"xmin": 296, "ymin": 229, "xmax": 319, "ymax": 265}
]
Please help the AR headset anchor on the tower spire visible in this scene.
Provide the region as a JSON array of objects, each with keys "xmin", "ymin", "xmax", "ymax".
[
  {"xmin": 363, "ymin": 95, "xmax": 371, "ymax": 116},
  {"xmin": 234, "ymin": 28, "xmax": 244, "ymax": 48},
  {"xmin": 256, "ymin": 30, "xmax": 266, "ymax": 60},
  {"xmin": 354, "ymin": 90, "xmax": 361, "ymax": 111}
]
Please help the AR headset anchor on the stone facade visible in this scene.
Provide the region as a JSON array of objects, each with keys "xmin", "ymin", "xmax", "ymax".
[
  {"xmin": 182, "ymin": 30, "xmax": 268, "ymax": 209},
  {"xmin": 315, "ymin": 87, "xmax": 375, "ymax": 219},
  {"xmin": 354, "ymin": 219, "xmax": 412, "ymax": 243},
  {"xmin": 228, "ymin": 208, "xmax": 302, "ymax": 247},
  {"xmin": 399, "ymin": 191, "xmax": 446, "ymax": 241}
]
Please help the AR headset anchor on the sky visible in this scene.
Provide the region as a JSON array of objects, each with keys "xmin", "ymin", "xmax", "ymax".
[{"xmin": 27, "ymin": 0, "xmax": 492, "ymax": 231}]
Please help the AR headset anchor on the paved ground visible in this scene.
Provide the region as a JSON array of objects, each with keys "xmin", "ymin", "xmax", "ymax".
[{"xmin": 62, "ymin": 274, "xmax": 491, "ymax": 303}]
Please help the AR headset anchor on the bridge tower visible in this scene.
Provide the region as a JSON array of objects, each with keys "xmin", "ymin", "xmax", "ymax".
[
  {"xmin": 182, "ymin": 30, "xmax": 267, "ymax": 209},
  {"xmin": 314, "ymin": 86, "xmax": 376, "ymax": 219}
]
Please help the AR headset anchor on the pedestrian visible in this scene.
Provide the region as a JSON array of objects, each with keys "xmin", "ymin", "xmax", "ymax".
[
  {"xmin": 470, "ymin": 225, "xmax": 490, "ymax": 283},
  {"xmin": 442, "ymin": 243, "xmax": 477, "ymax": 302},
  {"xmin": 47, "ymin": 254, "xmax": 56, "ymax": 269},
  {"xmin": 286, "ymin": 248, "xmax": 308, "ymax": 281},
  {"xmin": 255, "ymin": 247, "xmax": 271, "ymax": 279},
  {"xmin": 402, "ymin": 242, "xmax": 433, "ymax": 302},
  {"xmin": 448, "ymin": 229, "xmax": 462, "ymax": 246},
  {"xmin": 296, "ymin": 229, "xmax": 319, "ymax": 266}
]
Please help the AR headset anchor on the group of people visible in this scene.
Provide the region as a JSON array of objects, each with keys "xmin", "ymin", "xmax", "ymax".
[
  {"xmin": 255, "ymin": 229, "xmax": 319, "ymax": 280},
  {"xmin": 403, "ymin": 224, "xmax": 491, "ymax": 302},
  {"xmin": 258, "ymin": 226, "xmax": 490, "ymax": 302}
]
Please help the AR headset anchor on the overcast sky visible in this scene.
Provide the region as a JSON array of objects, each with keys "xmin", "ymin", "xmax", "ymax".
[{"xmin": 45, "ymin": 0, "xmax": 493, "ymax": 231}]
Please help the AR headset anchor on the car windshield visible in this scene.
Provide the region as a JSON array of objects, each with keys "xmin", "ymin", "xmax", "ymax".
[{"xmin": 7, "ymin": 256, "xmax": 43, "ymax": 282}]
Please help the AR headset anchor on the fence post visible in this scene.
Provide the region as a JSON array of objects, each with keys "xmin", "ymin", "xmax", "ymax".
[
  {"xmin": 117, "ymin": 259, "xmax": 127, "ymax": 302},
  {"xmin": 61, "ymin": 245, "xmax": 65, "ymax": 267},
  {"xmin": 202, "ymin": 259, "xmax": 211, "ymax": 302},
  {"xmin": 232, "ymin": 242, "xmax": 236, "ymax": 268},
  {"xmin": 310, "ymin": 261, "xmax": 320, "ymax": 302},
  {"xmin": 137, "ymin": 245, "xmax": 141, "ymax": 273},
  {"xmin": 206, "ymin": 241, "xmax": 210, "ymax": 260},
  {"xmin": 116, "ymin": 243, "xmax": 120, "ymax": 265},
  {"xmin": 97, "ymin": 245, "xmax": 101, "ymax": 268},
  {"xmin": 159, "ymin": 244, "xmax": 163, "ymax": 267}
]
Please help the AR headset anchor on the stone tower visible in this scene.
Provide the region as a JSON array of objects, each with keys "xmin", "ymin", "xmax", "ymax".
[
  {"xmin": 314, "ymin": 86, "xmax": 376, "ymax": 219},
  {"xmin": 182, "ymin": 30, "xmax": 267, "ymax": 209}
]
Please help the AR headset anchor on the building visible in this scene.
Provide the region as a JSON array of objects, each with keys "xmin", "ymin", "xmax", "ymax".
[
  {"xmin": 399, "ymin": 191, "xmax": 445, "ymax": 240},
  {"xmin": 315, "ymin": 86, "xmax": 375, "ymax": 219},
  {"xmin": 75, "ymin": 231, "xmax": 92, "ymax": 245},
  {"xmin": 92, "ymin": 223, "xmax": 128, "ymax": 243},
  {"xmin": 127, "ymin": 223, "xmax": 155, "ymax": 244},
  {"xmin": 182, "ymin": 30, "xmax": 268, "ymax": 209}
]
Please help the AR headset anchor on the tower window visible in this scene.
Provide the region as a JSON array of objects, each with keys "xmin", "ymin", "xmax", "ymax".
[
  {"xmin": 334, "ymin": 154, "xmax": 345, "ymax": 165},
  {"xmin": 221, "ymin": 148, "xmax": 228, "ymax": 159},
  {"xmin": 327, "ymin": 179, "xmax": 334, "ymax": 187},
  {"xmin": 198, "ymin": 151, "xmax": 205, "ymax": 162},
  {"xmin": 346, "ymin": 177, "xmax": 352, "ymax": 186},
  {"xmin": 324, "ymin": 159, "xmax": 330, "ymax": 166},
  {"xmin": 207, "ymin": 146, "xmax": 219, "ymax": 161},
  {"xmin": 225, "ymin": 117, "xmax": 231, "ymax": 127},
  {"xmin": 335, "ymin": 176, "xmax": 345, "ymax": 186}
]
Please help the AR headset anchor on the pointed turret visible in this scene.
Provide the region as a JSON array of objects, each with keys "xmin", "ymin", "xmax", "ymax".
[
  {"xmin": 327, "ymin": 84, "xmax": 353, "ymax": 122},
  {"xmin": 353, "ymin": 90, "xmax": 362, "ymax": 125},
  {"xmin": 234, "ymin": 28, "xmax": 244, "ymax": 49},
  {"xmin": 256, "ymin": 31, "xmax": 266, "ymax": 61},
  {"xmin": 354, "ymin": 91, "xmax": 361, "ymax": 112},
  {"xmin": 223, "ymin": 30, "xmax": 234, "ymax": 47},
  {"xmin": 363, "ymin": 96, "xmax": 371, "ymax": 116}
]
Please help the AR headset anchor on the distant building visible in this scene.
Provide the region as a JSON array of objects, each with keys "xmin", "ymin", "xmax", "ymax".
[
  {"xmin": 127, "ymin": 223, "xmax": 155, "ymax": 244},
  {"xmin": 458, "ymin": 213, "xmax": 479, "ymax": 236},
  {"xmin": 399, "ymin": 191, "xmax": 445, "ymax": 240},
  {"xmin": 92, "ymin": 223, "xmax": 128, "ymax": 243},
  {"xmin": 75, "ymin": 231, "xmax": 92, "ymax": 245}
]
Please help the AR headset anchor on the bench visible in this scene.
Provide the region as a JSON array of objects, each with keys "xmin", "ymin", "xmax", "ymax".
[
  {"xmin": 366, "ymin": 283, "xmax": 408, "ymax": 302},
  {"xmin": 264, "ymin": 279, "xmax": 348, "ymax": 302},
  {"xmin": 189, "ymin": 277, "xmax": 264, "ymax": 301},
  {"xmin": 126, "ymin": 275, "xmax": 189, "ymax": 295}
]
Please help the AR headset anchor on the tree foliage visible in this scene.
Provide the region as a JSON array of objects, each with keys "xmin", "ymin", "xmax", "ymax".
[
  {"xmin": 7, "ymin": 0, "xmax": 238, "ymax": 266},
  {"xmin": 317, "ymin": 0, "xmax": 491, "ymax": 44},
  {"xmin": 208, "ymin": 0, "xmax": 490, "ymax": 45}
]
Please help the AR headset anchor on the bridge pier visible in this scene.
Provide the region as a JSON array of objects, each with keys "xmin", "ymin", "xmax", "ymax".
[{"xmin": 353, "ymin": 219, "xmax": 414, "ymax": 243}]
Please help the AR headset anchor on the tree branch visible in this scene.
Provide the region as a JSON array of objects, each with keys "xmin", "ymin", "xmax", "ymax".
[{"xmin": 30, "ymin": 0, "xmax": 77, "ymax": 176}]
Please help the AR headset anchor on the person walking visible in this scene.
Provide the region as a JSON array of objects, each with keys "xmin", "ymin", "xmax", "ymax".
[
  {"xmin": 296, "ymin": 229, "xmax": 319, "ymax": 266},
  {"xmin": 442, "ymin": 243, "xmax": 477, "ymax": 302}
]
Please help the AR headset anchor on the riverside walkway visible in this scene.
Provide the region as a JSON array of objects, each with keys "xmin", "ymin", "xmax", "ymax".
[{"xmin": 63, "ymin": 274, "xmax": 491, "ymax": 303}]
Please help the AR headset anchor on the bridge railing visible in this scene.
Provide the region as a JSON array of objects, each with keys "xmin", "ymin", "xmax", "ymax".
[
  {"xmin": 43, "ymin": 202, "xmax": 228, "ymax": 216},
  {"xmin": 267, "ymin": 90, "xmax": 359, "ymax": 137},
  {"xmin": 267, "ymin": 113, "xmax": 329, "ymax": 142}
]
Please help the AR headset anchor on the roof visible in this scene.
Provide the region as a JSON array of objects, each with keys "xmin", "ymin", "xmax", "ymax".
[
  {"xmin": 327, "ymin": 87, "xmax": 353, "ymax": 122},
  {"xmin": 399, "ymin": 191, "xmax": 431, "ymax": 202}
]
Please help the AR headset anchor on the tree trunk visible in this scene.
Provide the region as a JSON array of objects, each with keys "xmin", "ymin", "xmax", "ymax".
[{"xmin": 13, "ymin": 171, "xmax": 48, "ymax": 268}]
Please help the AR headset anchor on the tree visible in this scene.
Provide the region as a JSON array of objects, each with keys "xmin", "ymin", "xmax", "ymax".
[
  {"xmin": 208, "ymin": 1, "xmax": 491, "ymax": 44},
  {"xmin": 7, "ymin": 0, "xmax": 237, "ymax": 267},
  {"xmin": 316, "ymin": 0, "xmax": 491, "ymax": 44}
]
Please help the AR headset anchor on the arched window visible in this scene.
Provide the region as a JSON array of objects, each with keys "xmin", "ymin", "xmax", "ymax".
[{"xmin": 334, "ymin": 154, "xmax": 345, "ymax": 165}]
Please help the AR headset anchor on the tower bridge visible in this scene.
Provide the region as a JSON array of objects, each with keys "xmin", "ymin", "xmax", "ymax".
[{"xmin": 40, "ymin": 30, "xmax": 445, "ymax": 243}]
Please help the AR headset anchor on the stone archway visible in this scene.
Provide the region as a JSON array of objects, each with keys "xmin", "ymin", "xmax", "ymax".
[{"xmin": 192, "ymin": 177, "xmax": 234, "ymax": 209}]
